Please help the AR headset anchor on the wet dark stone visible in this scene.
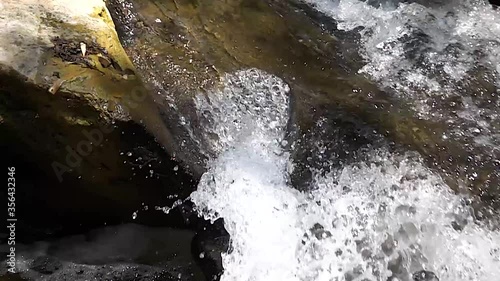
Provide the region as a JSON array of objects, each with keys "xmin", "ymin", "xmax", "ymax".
[
  {"xmin": 310, "ymin": 223, "xmax": 332, "ymax": 240},
  {"xmin": 451, "ymin": 219, "xmax": 466, "ymax": 231},
  {"xmin": 345, "ymin": 265, "xmax": 364, "ymax": 281},
  {"xmin": 413, "ymin": 270, "xmax": 440, "ymax": 281},
  {"xmin": 0, "ymin": 67, "xmax": 199, "ymax": 244},
  {"xmin": 109, "ymin": 267, "xmax": 175, "ymax": 281},
  {"xmin": 30, "ymin": 256, "xmax": 62, "ymax": 274},
  {"xmin": 191, "ymin": 219, "xmax": 230, "ymax": 281},
  {"xmin": 388, "ymin": 254, "xmax": 407, "ymax": 276}
]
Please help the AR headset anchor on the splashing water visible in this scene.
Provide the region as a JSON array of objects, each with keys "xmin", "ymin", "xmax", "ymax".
[
  {"xmin": 193, "ymin": 68, "xmax": 290, "ymax": 156},
  {"xmin": 303, "ymin": 0, "xmax": 500, "ymax": 151},
  {"xmin": 305, "ymin": 0, "xmax": 500, "ymax": 88},
  {"xmin": 190, "ymin": 69, "xmax": 500, "ymax": 281}
]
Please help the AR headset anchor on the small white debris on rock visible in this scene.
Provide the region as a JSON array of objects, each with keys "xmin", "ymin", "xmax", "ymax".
[{"xmin": 80, "ymin": 42, "xmax": 87, "ymax": 56}]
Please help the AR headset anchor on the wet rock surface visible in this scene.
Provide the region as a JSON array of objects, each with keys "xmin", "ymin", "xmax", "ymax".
[
  {"xmin": 0, "ymin": 1, "xmax": 214, "ymax": 280},
  {"xmin": 106, "ymin": 0, "xmax": 499, "ymax": 220},
  {"xmin": 0, "ymin": 6, "xmax": 202, "ymax": 281},
  {"xmin": 190, "ymin": 219, "xmax": 230, "ymax": 281},
  {"xmin": 413, "ymin": 270, "xmax": 440, "ymax": 281},
  {"xmin": 0, "ymin": 0, "xmax": 200, "ymax": 241},
  {"xmin": 4, "ymin": 263, "xmax": 190, "ymax": 281},
  {"xmin": 1, "ymin": 224, "xmax": 204, "ymax": 281},
  {"xmin": 30, "ymin": 256, "xmax": 62, "ymax": 275},
  {"xmin": 0, "ymin": 66, "xmax": 196, "ymax": 240}
]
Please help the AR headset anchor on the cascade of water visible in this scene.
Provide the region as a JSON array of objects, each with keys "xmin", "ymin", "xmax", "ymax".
[
  {"xmin": 303, "ymin": 0, "xmax": 500, "ymax": 152},
  {"xmin": 190, "ymin": 68, "xmax": 500, "ymax": 281}
]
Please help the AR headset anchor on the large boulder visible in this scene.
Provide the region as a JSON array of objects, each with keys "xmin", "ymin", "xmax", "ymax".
[{"xmin": 0, "ymin": 0, "xmax": 196, "ymax": 241}]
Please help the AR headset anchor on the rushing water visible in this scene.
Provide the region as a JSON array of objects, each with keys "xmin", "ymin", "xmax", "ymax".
[
  {"xmin": 188, "ymin": 1, "xmax": 500, "ymax": 281},
  {"xmin": 304, "ymin": 0, "xmax": 500, "ymax": 151},
  {"xmin": 189, "ymin": 68, "xmax": 500, "ymax": 281}
]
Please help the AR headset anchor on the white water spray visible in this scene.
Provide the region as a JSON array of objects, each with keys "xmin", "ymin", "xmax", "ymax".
[
  {"xmin": 190, "ymin": 69, "xmax": 500, "ymax": 281},
  {"xmin": 303, "ymin": 0, "xmax": 500, "ymax": 151}
]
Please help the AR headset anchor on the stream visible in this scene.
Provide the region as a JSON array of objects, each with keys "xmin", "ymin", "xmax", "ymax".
[
  {"xmin": 1, "ymin": 0, "xmax": 499, "ymax": 281},
  {"xmin": 189, "ymin": 1, "xmax": 500, "ymax": 281}
]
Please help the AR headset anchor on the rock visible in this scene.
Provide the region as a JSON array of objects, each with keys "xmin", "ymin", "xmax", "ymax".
[
  {"xmin": 1, "ymin": 224, "xmax": 204, "ymax": 280},
  {"xmin": 4, "ymin": 263, "xmax": 192, "ymax": 281},
  {"xmin": 381, "ymin": 235, "xmax": 396, "ymax": 256},
  {"xmin": 104, "ymin": 0, "xmax": 388, "ymax": 179},
  {"xmin": 30, "ymin": 256, "xmax": 62, "ymax": 275},
  {"xmin": 309, "ymin": 223, "xmax": 332, "ymax": 240},
  {"xmin": 0, "ymin": 274, "xmax": 27, "ymax": 281},
  {"xmin": 413, "ymin": 270, "xmax": 439, "ymax": 281},
  {"xmin": 0, "ymin": 0, "xmax": 197, "ymax": 241},
  {"xmin": 0, "ymin": 0, "xmax": 181, "ymax": 167},
  {"xmin": 191, "ymin": 219, "xmax": 230, "ymax": 281},
  {"xmin": 106, "ymin": 0, "xmax": 499, "ymax": 219}
]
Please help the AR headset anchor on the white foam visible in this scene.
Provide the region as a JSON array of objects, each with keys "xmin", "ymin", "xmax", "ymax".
[
  {"xmin": 193, "ymin": 68, "xmax": 290, "ymax": 156},
  {"xmin": 190, "ymin": 68, "xmax": 500, "ymax": 281},
  {"xmin": 303, "ymin": 0, "xmax": 500, "ymax": 150},
  {"xmin": 304, "ymin": 0, "xmax": 500, "ymax": 90}
]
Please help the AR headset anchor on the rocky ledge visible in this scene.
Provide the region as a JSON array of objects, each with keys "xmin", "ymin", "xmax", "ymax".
[{"xmin": 0, "ymin": 0, "xmax": 198, "ymax": 245}]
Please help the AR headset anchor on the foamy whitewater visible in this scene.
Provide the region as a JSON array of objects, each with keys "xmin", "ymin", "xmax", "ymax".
[
  {"xmin": 190, "ymin": 69, "xmax": 500, "ymax": 281},
  {"xmin": 304, "ymin": 0, "xmax": 500, "ymax": 151}
]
